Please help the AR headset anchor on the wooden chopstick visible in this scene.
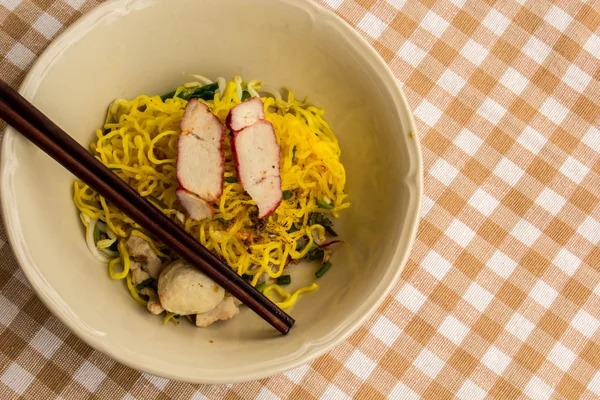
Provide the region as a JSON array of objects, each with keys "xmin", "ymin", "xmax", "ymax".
[{"xmin": 0, "ymin": 80, "xmax": 294, "ymax": 334}]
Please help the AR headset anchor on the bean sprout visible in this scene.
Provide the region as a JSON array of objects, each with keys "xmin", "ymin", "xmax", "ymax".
[
  {"xmin": 216, "ymin": 77, "xmax": 227, "ymax": 98},
  {"xmin": 233, "ymin": 76, "xmax": 243, "ymax": 100},
  {"xmin": 86, "ymin": 218, "xmax": 111, "ymax": 261},
  {"xmin": 186, "ymin": 74, "xmax": 213, "ymax": 85}
]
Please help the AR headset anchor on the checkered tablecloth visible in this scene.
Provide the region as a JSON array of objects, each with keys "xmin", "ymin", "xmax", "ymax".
[{"xmin": 1, "ymin": 0, "xmax": 600, "ymax": 398}]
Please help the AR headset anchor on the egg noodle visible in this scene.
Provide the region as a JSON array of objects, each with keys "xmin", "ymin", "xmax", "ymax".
[{"xmin": 72, "ymin": 76, "xmax": 349, "ymax": 323}]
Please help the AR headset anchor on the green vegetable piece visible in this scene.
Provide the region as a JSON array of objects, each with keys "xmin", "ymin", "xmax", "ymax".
[
  {"xmin": 241, "ymin": 90, "xmax": 251, "ymax": 101},
  {"xmin": 276, "ymin": 275, "xmax": 291, "ymax": 285},
  {"xmin": 135, "ymin": 278, "xmax": 154, "ymax": 291},
  {"xmin": 187, "ymin": 82, "xmax": 219, "ymax": 101},
  {"xmin": 308, "ymin": 249, "xmax": 324, "ymax": 262},
  {"xmin": 147, "ymin": 195, "xmax": 168, "ymax": 209},
  {"xmin": 216, "ymin": 217, "xmax": 231, "ymax": 226},
  {"xmin": 292, "ymin": 145, "xmax": 296, "ymax": 161},
  {"xmin": 161, "ymin": 82, "xmax": 219, "ymax": 102},
  {"xmin": 160, "ymin": 90, "xmax": 177, "ymax": 101},
  {"xmin": 315, "ymin": 261, "xmax": 332, "ymax": 278},
  {"xmin": 256, "ymin": 282, "xmax": 267, "ymax": 292},
  {"xmin": 282, "ymin": 190, "xmax": 293, "ymax": 200},
  {"xmin": 308, "ymin": 213, "xmax": 338, "ymax": 237},
  {"xmin": 325, "ymin": 226, "xmax": 338, "ymax": 237},
  {"xmin": 317, "ymin": 200, "xmax": 334, "ymax": 210},
  {"xmin": 225, "ymin": 177, "xmax": 238, "ymax": 183},
  {"xmin": 287, "ymin": 225, "xmax": 299, "ymax": 233}
]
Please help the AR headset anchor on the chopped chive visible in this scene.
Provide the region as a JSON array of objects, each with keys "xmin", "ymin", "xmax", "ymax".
[
  {"xmin": 325, "ymin": 226, "xmax": 338, "ymax": 237},
  {"xmin": 256, "ymin": 282, "xmax": 267, "ymax": 292},
  {"xmin": 282, "ymin": 190, "xmax": 293, "ymax": 200},
  {"xmin": 276, "ymin": 275, "xmax": 291, "ymax": 285},
  {"xmin": 135, "ymin": 278, "xmax": 154, "ymax": 291},
  {"xmin": 287, "ymin": 225, "xmax": 299, "ymax": 233},
  {"xmin": 109, "ymin": 167, "xmax": 121, "ymax": 171},
  {"xmin": 147, "ymin": 195, "xmax": 168, "ymax": 209},
  {"xmin": 317, "ymin": 200, "xmax": 334, "ymax": 210},
  {"xmin": 241, "ymin": 274, "xmax": 253, "ymax": 280},
  {"xmin": 308, "ymin": 249, "xmax": 324, "ymax": 261},
  {"xmin": 241, "ymin": 90, "xmax": 251, "ymax": 101},
  {"xmin": 291, "ymin": 145, "xmax": 296, "ymax": 161},
  {"xmin": 315, "ymin": 261, "xmax": 332, "ymax": 278},
  {"xmin": 215, "ymin": 217, "xmax": 231, "ymax": 226},
  {"xmin": 225, "ymin": 177, "xmax": 238, "ymax": 183}
]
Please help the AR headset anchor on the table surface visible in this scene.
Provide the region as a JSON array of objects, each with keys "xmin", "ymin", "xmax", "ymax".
[{"xmin": 1, "ymin": 0, "xmax": 600, "ymax": 399}]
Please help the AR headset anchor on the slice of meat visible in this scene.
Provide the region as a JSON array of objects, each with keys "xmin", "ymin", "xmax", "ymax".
[
  {"xmin": 127, "ymin": 235, "xmax": 163, "ymax": 279},
  {"xmin": 177, "ymin": 99, "xmax": 225, "ymax": 201},
  {"xmin": 176, "ymin": 188, "xmax": 213, "ymax": 220},
  {"xmin": 233, "ymin": 120, "xmax": 282, "ymax": 218},
  {"xmin": 226, "ymin": 97, "xmax": 265, "ymax": 132},
  {"xmin": 131, "ymin": 266, "xmax": 150, "ymax": 285},
  {"xmin": 195, "ymin": 295, "xmax": 240, "ymax": 327},
  {"xmin": 140, "ymin": 287, "xmax": 164, "ymax": 315}
]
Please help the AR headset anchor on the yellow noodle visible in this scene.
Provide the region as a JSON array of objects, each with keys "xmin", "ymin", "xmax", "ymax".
[
  {"xmin": 163, "ymin": 312, "xmax": 179, "ymax": 325},
  {"xmin": 263, "ymin": 283, "xmax": 319, "ymax": 309},
  {"xmin": 126, "ymin": 274, "xmax": 148, "ymax": 306}
]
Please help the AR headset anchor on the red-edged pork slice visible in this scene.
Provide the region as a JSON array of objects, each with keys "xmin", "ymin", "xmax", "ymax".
[
  {"xmin": 176, "ymin": 189, "xmax": 213, "ymax": 221},
  {"xmin": 177, "ymin": 99, "xmax": 225, "ymax": 201},
  {"xmin": 233, "ymin": 120, "xmax": 282, "ymax": 218},
  {"xmin": 226, "ymin": 97, "xmax": 265, "ymax": 132}
]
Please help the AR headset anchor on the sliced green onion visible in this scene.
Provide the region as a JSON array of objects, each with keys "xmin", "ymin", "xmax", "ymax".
[
  {"xmin": 282, "ymin": 190, "xmax": 293, "ymax": 200},
  {"xmin": 317, "ymin": 200, "xmax": 334, "ymax": 210},
  {"xmin": 315, "ymin": 261, "xmax": 332, "ymax": 278},
  {"xmin": 147, "ymin": 195, "xmax": 168, "ymax": 209},
  {"xmin": 215, "ymin": 217, "xmax": 231, "ymax": 226},
  {"xmin": 325, "ymin": 226, "xmax": 338, "ymax": 237},
  {"xmin": 308, "ymin": 249, "xmax": 324, "ymax": 261},
  {"xmin": 135, "ymin": 278, "xmax": 154, "ymax": 291},
  {"xmin": 225, "ymin": 177, "xmax": 238, "ymax": 183},
  {"xmin": 276, "ymin": 275, "xmax": 291, "ymax": 285},
  {"xmin": 256, "ymin": 282, "xmax": 267, "ymax": 292},
  {"xmin": 287, "ymin": 225, "xmax": 299, "ymax": 233},
  {"xmin": 292, "ymin": 146, "xmax": 296, "ymax": 161},
  {"xmin": 241, "ymin": 90, "xmax": 251, "ymax": 101}
]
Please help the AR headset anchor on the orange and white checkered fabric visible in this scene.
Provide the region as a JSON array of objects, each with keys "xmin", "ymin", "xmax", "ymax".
[{"xmin": 1, "ymin": 0, "xmax": 600, "ymax": 398}]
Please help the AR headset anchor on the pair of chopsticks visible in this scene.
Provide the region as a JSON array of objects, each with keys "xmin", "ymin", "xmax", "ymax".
[{"xmin": 0, "ymin": 79, "xmax": 294, "ymax": 335}]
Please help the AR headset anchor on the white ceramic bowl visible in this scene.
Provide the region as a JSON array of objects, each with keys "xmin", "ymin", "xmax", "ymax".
[{"xmin": 1, "ymin": 0, "xmax": 422, "ymax": 383}]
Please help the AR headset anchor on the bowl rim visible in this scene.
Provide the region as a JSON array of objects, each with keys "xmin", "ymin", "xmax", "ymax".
[{"xmin": 0, "ymin": 0, "xmax": 423, "ymax": 383}]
